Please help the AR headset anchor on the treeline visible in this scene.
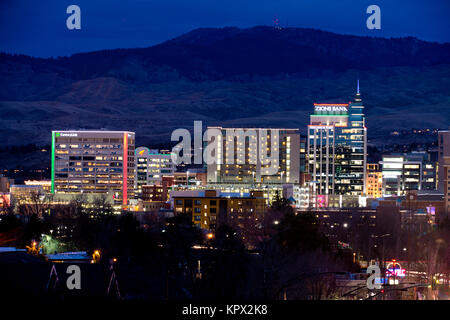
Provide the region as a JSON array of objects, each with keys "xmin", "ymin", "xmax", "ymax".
[{"xmin": 0, "ymin": 194, "xmax": 360, "ymax": 300}]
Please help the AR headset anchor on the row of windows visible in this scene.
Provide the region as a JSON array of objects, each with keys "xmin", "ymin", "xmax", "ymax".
[
  {"xmin": 56, "ymin": 138, "xmax": 134, "ymax": 144},
  {"xmin": 175, "ymin": 199, "xmax": 217, "ymax": 206},
  {"xmin": 56, "ymin": 167, "xmax": 124, "ymax": 172}
]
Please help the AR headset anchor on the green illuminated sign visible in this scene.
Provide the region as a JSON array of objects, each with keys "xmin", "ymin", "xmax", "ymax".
[{"xmin": 51, "ymin": 132, "xmax": 55, "ymax": 193}]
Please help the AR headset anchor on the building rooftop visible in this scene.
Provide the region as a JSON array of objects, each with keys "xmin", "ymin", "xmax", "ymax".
[
  {"xmin": 52, "ymin": 130, "xmax": 134, "ymax": 133},
  {"xmin": 46, "ymin": 251, "xmax": 91, "ymax": 261}
]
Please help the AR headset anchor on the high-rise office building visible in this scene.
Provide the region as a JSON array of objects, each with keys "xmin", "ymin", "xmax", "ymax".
[
  {"xmin": 206, "ymin": 127, "xmax": 300, "ymax": 184},
  {"xmin": 135, "ymin": 147, "xmax": 175, "ymax": 195},
  {"xmin": 51, "ymin": 131, "xmax": 135, "ymax": 206},
  {"xmin": 307, "ymin": 84, "xmax": 367, "ymax": 195},
  {"xmin": 438, "ymin": 128, "xmax": 450, "ymax": 213},
  {"xmin": 380, "ymin": 152, "xmax": 437, "ymax": 196}
]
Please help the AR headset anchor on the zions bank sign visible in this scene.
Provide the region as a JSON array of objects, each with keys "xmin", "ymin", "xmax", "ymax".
[{"xmin": 314, "ymin": 104, "xmax": 348, "ymax": 113}]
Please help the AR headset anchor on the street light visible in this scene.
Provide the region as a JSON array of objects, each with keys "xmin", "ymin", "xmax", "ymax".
[{"xmin": 92, "ymin": 249, "xmax": 101, "ymax": 263}]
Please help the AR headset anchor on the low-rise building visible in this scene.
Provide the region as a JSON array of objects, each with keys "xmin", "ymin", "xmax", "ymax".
[
  {"xmin": 0, "ymin": 176, "xmax": 14, "ymax": 193},
  {"xmin": 172, "ymin": 189, "xmax": 267, "ymax": 231},
  {"xmin": 174, "ymin": 170, "xmax": 206, "ymax": 186},
  {"xmin": 24, "ymin": 180, "xmax": 52, "ymax": 193},
  {"xmin": 135, "ymin": 147, "xmax": 175, "ymax": 195},
  {"xmin": 366, "ymin": 163, "xmax": 383, "ymax": 198}
]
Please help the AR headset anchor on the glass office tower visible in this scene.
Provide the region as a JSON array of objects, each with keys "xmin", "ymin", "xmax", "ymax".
[{"xmin": 307, "ymin": 84, "xmax": 367, "ymax": 195}]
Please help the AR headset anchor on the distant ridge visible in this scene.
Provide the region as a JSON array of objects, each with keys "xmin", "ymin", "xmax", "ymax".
[
  {"xmin": 0, "ymin": 26, "xmax": 449, "ymax": 150},
  {"xmin": 1, "ymin": 26, "xmax": 450, "ymax": 88}
]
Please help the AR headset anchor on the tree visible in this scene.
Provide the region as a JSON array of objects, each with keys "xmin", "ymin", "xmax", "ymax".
[
  {"xmin": 109, "ymin": 212, "xmax": 158, "ymax": 263},
  {"xmin": 258, "ymin": 194, "xmax": 348, "ymax": 300},
  {"xmin": 22, "ymin": 213, "xmax": 49, "ymax": 246},
  {"xmin": 162, "ymin": 213, "xmax": 203, "ymax": 264},
  {"xmin": 68, "ymin": 193, "xmax": 88, "ymax": 218},
  {"xmin": 213, "ymin": 224, "xmax": 245, "ymax": 252},
  {"xmin": 86, "ymin": 194, "xmax": 114, "ymax": 217},
  {"xmin": 160, "ymin": 213, "xmax": 203, "ymax": 299},
  {"xmin": 262, "ymin": 192, "xmax": 294, "ymax": 239},
  {"xmin": 195, "ymin": 225, "xmax": 254, "ymax": 300},
  {"xmin": 16, "ymin": 189, "xmax": 53, "ymax": 218},
  {"xmin": 0, "ymin": 212, "xmax": 23, "ymax": 246}
]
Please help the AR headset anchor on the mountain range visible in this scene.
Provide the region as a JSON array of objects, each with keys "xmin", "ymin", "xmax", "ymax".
[{"xmin": 1, "ymin": 26, "xmax": 449, "ymax": 149}]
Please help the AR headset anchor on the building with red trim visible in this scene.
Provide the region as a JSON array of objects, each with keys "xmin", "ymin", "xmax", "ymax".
[{"xmin": 51, "ymin": 130, "xmax": 135, "ymax": 208}]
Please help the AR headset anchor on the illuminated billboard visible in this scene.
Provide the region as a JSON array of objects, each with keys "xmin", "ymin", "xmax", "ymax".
[
  {"xmin": 316, "ymin": 195, "xmax": 328, "ymax": 208},
  {"xmin": 314, "ymin": 103, "xmax": 348, "ymax": 115},
  {"xmin": 386, "ymin": 261, "xmax": 406, "ymax": 278}
]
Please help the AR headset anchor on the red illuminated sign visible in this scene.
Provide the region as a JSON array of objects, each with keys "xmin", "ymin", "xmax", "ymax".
[
  {"xmin": 386, "ymin": 262, "xmax": 406, "ymax": 278},
  {"xmin": 316, "ymin": 195, "xmax": 328, "ymax": 208},
  {"xmin": 123, "ymin": 133, "xmax": 128, "ymax": 206}
]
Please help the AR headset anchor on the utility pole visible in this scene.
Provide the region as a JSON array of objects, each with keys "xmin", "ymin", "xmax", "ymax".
[{"xmin": 107, "ymin": 262, "xmax": 121, "ymax": 299}]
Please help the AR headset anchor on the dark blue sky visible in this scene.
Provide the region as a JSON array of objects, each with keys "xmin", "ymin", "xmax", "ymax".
[{"xmin": 1, "ymin": 0, "xmax": 449, "ymax": 57}]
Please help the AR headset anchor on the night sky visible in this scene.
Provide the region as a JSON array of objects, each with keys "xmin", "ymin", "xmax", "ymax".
[{"xmin": 1, "ymin": 0, "xmax": 449, "ymax": 57}]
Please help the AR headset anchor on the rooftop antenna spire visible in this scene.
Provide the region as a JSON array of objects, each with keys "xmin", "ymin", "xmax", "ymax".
[
  {"xmin": 273, "ymin": 16, "xmax": 281, "ymax": 30},
  {"xmin": 357, "ymin": 79, "xmax": 360, "ymax": 94}
]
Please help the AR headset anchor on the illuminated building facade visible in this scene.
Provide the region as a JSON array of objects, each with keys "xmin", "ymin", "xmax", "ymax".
[
  {"xmin": 0, "ymin": 193, "xmax": 10, "ymax": 208},
  {"xmin": 174, "ymin": 170, "xmax": 207, "ymax": 186},
  {"xmin": 206, "ymin": 127, "xmax": 300, "ymax": 184},
  {"xmin": 135, "ymin": 147, "xmax": 175, "ymax": 195},
  {"xmin": 0, "ymin": 175, "xmax": 14, "ymax": 193},
  {"xmin": 10, "ymin": 184, "xmax": 43, "ymax": 200},
  {"xmin": 283, "ymin": 183, "xmax": 311, "ymax": 208},
  {"xmin": 172, "ymin": 189, "xmax": 266, "ymax": 231},
  {"xmin": 299, "ymin": 135, "xmax": 310, "ymax": 185},
  {"xmin": 307, "ymin": 85, "xmax": 367, "ymax": 196},
  {"xmin": 51, "ymin": 131, "xmax": 135, "ymax": 206},
  {"xmin": 171, "ymin": 181, "xmax": 288, "ymax": 206},
  {"xmin": 438, "ymin": 128, "xmax": 450, "ymax": 213},
  {"xmin": 24, "ymin": 180, "xmax": 52, "ymax": 193},
  {"xmin": 366, "ymin": 163, "xmax": 383, "ymax": 198},
  {"xmin": 142, "ymin": 176, "xmax": 174, "ymax": 203},
  {"xmin": 380, "ymin": 152, "xmax": 437, "ymax": 196}
]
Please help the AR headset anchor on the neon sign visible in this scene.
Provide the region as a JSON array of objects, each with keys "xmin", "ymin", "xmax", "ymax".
[
  {"xmin": 386, "ymin": 262, "xmax": 406, "ymax": 278},
  {"xmin": 426, "ymin": 206, "xmax": 435, "ymax": 215},
  {"xmin": 316, "ymin": 195, "xmax": 328, "ymax": 208},
  {"xmin": 123, "ymin": 133, "xmax": 128, "ymax": 206},
  {"xmin": 314, "ymin": 105, "xmax": 348, "ymax": 112}
]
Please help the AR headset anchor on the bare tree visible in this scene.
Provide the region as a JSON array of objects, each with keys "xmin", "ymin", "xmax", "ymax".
[{"xmin": 15, "ymin": 189, "xmax": 53, "ymax": 218}]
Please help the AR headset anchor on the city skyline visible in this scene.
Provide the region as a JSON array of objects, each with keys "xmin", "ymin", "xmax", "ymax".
[{"xmin": 0, "ymin": 1, "xmax": 449, "ymax": 305}]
